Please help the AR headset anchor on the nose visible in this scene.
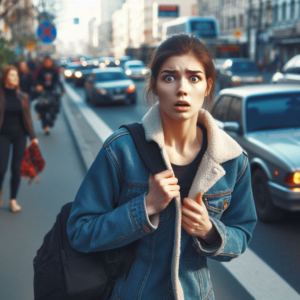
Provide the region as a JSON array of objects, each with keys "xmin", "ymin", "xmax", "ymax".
[{"xmin": 176, "ymin": 79, "xmax": 188, "ymax": 97}]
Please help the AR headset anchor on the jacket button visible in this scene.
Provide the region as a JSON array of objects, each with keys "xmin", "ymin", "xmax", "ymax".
[
  {"xmin": 223, "ymin": 199, "xmax": 228, "ymax": 210},
  {"xmin": 142, "ymin": 224, "xmax": 150, "ymax": 233}
]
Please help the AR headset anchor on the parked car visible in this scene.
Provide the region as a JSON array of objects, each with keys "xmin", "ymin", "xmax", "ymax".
[
  {"xmin": 63, "ymin": 62, "xmax": 81, "ymax": 82},
  {"xmin": 73, "ymin": 60, "xmax": 100, "ymax": 87},
  {"xmin": 211, "ymin": 84, "xmax": 300, "ymax": 222},
  {"xmin": 124, "ymin": 60, "xmax": 149, "ymax": 80},
  {"xmin": 270, "ymin": 54, "xmax": 300, "ymax": 84},
  {"xmin": 85, "ymin": 67, "xmax": 137, "ymax": 106},
  {"xmin": 218, "ymin": 58, "xmax": 263, "ymax": 89}
]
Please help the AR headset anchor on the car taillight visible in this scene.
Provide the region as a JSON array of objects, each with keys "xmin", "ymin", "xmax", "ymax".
[
  {"xmin": 285, "ymin": 172, "xmax": 300, "ymax": 184},
  {"xmin": 126, "ymin": 84, "xmax": 136, "ymax": 93}
]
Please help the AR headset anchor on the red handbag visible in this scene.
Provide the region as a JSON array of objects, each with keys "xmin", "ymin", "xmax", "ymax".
[{"xmin": 20, "ymin": 142, "xmax": 45, "ymax": 184}]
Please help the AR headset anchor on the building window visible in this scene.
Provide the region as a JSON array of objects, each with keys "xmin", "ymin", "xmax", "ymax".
[
  {"xmin": 273, "ymin": 4, "xmax": 278, "ymax": 23},
  {"xmin": 240, "ymin": 14, "xmax": 244, "ymax": 28},
  {"xmin": 232, "ymin": 16, "xmax": 236, "ymax": 28},
  {"xmin": 291, "ymin": 0, "xmax": 295, "ymax": 19},
  {"xmin": 282, "ymin": 2, "xmax": 286, "ymax": 21}
]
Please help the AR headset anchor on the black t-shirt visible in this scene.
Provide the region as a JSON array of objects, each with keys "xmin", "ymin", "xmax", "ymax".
[
  {"xmin": 171, "ymin": 124, "xmax": 208, "ymax": 202},
  {"xmin": 0, "ymin": 87, "xmax": 26, "ymax": 135}
]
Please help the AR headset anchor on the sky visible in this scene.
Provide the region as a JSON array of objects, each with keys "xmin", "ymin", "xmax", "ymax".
[{"xmin": 54, "ymin": 0, "xmax": 101, "ymax": 52}]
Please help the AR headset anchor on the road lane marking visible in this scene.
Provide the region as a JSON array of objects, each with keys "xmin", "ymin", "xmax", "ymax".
[
  {"xmin": 65, "ymin": 83, "xmax": 300, "ymax": 300},
  {"xmin": 221, "ymin": 248, "xmax": 300, "ymax": 300},
  {"xmin": 64, "ymin": 84, "xmax": 113, "ymax": 143}
]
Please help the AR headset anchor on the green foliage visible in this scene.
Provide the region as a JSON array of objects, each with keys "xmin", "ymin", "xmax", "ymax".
[{"xmin": 0, "ymin": 36, "xmax": 17, "ymax": 71}]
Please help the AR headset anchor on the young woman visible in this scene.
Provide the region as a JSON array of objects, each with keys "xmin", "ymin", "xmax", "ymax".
[
  {"xmin": 67, "ymin": 34, "xmax": 257, "ymax": 300},
  {"xmin": 0, "ymin": 66, "xmax": 38, "ymax": 212}
]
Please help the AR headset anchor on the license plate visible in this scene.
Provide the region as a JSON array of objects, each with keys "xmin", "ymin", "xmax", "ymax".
[{"xmin": 113, "ymin": 94, "xmax": 126, "ymax": 100}]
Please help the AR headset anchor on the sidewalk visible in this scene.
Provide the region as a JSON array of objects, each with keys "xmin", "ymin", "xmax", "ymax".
[{"xmin": 0, "ymin": 97, "xmax": 89, "ymax": 300}]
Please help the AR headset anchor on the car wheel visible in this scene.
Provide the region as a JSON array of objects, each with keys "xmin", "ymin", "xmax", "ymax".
[
  {"xmin": 85, "ymin": 93, "xmax": 90, "ymax": 103},
  {"xmin": 131, "ymin": 98, "xmax": 136, "ymax": 105},
  {"xmin": 251, "ymin": 169, "xmax": 284, "ymax": 222}
]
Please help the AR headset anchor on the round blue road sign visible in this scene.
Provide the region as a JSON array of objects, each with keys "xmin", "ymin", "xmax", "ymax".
[{"xmin": 36, "ymin": 21, "xmax": 57, "ymax": 44}]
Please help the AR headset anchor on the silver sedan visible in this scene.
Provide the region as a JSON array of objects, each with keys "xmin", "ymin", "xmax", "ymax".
[{"xmin": 211, "ymin": 84, "xmax": 300, "ymax": 222}]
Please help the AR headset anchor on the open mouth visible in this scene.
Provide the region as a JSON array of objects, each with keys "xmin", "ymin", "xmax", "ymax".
[{"xmin": 175, "ymin": 101, "xmax": 190, "ymax": 107}]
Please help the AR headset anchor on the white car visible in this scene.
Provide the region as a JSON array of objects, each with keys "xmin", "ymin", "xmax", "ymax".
[{"xmin": 124, "ymin": 60, "xmax": 149, "ymax": 80}]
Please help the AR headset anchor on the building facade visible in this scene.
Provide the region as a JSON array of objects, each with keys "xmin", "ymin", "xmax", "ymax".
[{"xmin": 197, "ymin": 0, "xmax": 300, "ymax": 67}]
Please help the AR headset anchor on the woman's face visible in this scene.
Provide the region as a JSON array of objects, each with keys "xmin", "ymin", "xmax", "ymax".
[
  {"xmin": 155, "ymin": 54, "xmax": 212, "ymax": 121},
  {"xmin": 5, "ymin": 69, "xmax": 19, "ymax": 88}
]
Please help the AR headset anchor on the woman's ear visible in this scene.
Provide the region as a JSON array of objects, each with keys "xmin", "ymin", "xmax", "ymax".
[{"xmin": 205, "ymin": 78, "xmax": 213, "ymax": 96}]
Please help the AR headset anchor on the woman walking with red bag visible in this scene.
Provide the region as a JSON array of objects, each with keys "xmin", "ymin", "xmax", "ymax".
[{"xmin": 0, "ymin": 66, "xmax": 38, "ymax": 212}]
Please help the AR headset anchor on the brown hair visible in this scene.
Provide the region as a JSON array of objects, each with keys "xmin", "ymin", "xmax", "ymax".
[
  {"xmin": 18, "ymin": 60, "xmax": 30, "ymax": 75},
  {"xmin": 146, "ymin": 34, "xmax": 216, "ymax": 110},
  {"xmin": 0, "ymin": 65, "xmax": 20, "ymax": 92}
]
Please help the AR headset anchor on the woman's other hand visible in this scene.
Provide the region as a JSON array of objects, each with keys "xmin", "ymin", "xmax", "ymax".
[
  {"xmin": 145, "ymin": 169, "xmax": 180, "ymax": 216},
  {"xmin": 30, "ymin": 138, "xmax": 38, "ymax": 145},
  {"xmin": 182, "ymin": 192, "xmax": 219, "ymax": 245}
]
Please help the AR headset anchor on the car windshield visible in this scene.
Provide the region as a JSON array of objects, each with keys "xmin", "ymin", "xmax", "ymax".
[
  {"xmin": 94, "ymin": 72, "xmax": 127, "ymax": 82},
  {"xmin": 246, "ymin": 93, "xmax": 300, "ymax": 132},
  {"xmin": 76, "ymin": 65, "xmax": 97, "ymax": 71},
  {"xmin": 128, "ymin": 64, "xmax": 144, "ymax": 68},
  {"xmin": 66, "ymin": 64, "xmax": 80, "ymax": 70},
  {"xmin": 232, "ymin": 62, "xmax": 259, "ymax": 72}
]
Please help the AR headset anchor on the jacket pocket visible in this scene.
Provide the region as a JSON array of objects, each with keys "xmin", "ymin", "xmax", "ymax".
[{"xmin": 203, "ymin": 190, "xmax": 233, "ymax": 219}]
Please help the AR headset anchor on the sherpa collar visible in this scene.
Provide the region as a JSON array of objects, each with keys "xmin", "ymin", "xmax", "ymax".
[
  {"xmin": 142, "ymin": 102, "xmax": 242, "ymax": 164},
  {"xmin": 141, "ymin": 102, "xmax": 243, "ymax": 300}
]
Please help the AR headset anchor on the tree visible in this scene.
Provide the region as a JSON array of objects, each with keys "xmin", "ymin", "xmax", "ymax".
[{"xmin": 0, "ymin": 37, "xmax": 17, "ymax": 70}]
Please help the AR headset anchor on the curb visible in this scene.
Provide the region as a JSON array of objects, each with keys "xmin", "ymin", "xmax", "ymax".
[{"xmin": 62, "ymin": 95, "xmax": 95, "ymax": 172}]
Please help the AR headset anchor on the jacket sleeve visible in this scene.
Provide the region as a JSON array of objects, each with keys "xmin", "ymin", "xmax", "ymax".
[
  {"xmin": 193, "ymin": 154, "xmax": 257, "ymax": 261},
  {"xmin": 67, "ymin": 145, "xmax": 159, "ymax": 253}
]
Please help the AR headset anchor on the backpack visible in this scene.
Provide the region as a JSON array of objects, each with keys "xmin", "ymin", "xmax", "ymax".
[{"xmin": 33, "ymin": 123, "xmax": 166, "ymax": 300}]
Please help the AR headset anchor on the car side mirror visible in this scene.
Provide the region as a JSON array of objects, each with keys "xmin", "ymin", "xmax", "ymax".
[{"xmin": 223, "ymin": 122, "xmax": 242, "ymax": 134}]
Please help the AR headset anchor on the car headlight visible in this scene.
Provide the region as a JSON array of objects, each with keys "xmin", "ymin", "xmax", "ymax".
[
  {"xmin": 126, "ymin": 84, "xmax": 136, "ymax": 93},
  {"xmin": 115, "ymin": 59, "xmax": 120, "ymax": 65},
  {"xmin": 74, "ymin": 71, "xmax": 82, "ymax": 78},
  {"xmin": 97, "ymin": 88, "xmax": 109, "ymax": 95},
  {"xmin": 142, "ymin": 69, "xmax": 148, "ymax": 75},
  {"xmin": 231, "ymin": 76, "xmax": 242, "ymax": 83},
  {"xmin": 105, "ymin": 60, "xmax": 110, "ymax": 65},
  {"xmin": 93, "ymin": 61, "xmax": 99, "ymax": 66},
  {"xmin": 271, "ymin": 72, "xmax": 284, "ymax": 83},
  {"xmin": 285, "ymin": 172, "xmax": 300, "ymax": 185},
  {"xmin": 82, "ymin": 61, "xmax": 87, "ymax": 67},
  {"xmin": 99, "ymin": 62, "xmax": 106, "ymax": 69},
  {"xmin": 125, "ymin": 70, "xmax": 132, "ymax": 75},
  {"xmin": 64, "ymin": 70, "xmax": 72, "ymax": 77}
]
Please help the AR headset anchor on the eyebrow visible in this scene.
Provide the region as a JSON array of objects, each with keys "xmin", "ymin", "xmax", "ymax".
[{"xmin": 160, "ymin": 69, "xmax": 204, "ymax": 75}]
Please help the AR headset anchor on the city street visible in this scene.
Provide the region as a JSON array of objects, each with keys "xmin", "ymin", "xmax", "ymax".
[{"xmin": 0, "ymin": 73, "xmax": 299, "ymax": 300}]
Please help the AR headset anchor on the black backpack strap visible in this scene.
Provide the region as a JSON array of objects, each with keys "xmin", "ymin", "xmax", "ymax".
[{"xmin": 120, "ymin": 123, "xmax": 167, "ymax": 175}]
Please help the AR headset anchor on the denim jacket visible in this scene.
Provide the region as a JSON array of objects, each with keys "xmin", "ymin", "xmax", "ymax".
[{"xmin": 67, "ymin": 103, "xmax": 257, "ymax": 300}]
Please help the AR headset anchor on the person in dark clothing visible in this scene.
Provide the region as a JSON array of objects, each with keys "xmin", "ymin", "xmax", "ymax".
[
  {"xmin": 27, "ymin": 57, "xmax": 38, "ymax": 73},
  {"xmin": 18, "ymin": 61, "xmax": 34, "ymax": 100},
  {"xmin": 33, "ymin": 56, "xmax": 64, "ymax": 135},
  {"xmin": 0, "ymin": 66, "xmax": 38, "ymax": 213}
]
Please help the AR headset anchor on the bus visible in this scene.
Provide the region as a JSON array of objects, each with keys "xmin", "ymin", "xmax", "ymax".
[
  {"xmin": 162, "ymin": 16, "xmax": 219, "ymax": 40},
  {"xmin": 162, "ymin": 17, "xmax": 246, "ymax": 72}
]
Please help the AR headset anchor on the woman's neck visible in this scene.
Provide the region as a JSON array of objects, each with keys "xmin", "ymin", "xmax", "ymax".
[
  {"xmin": 161, "ymin": 110, "xmax": 202, "ymax": 156},
  {"xmin": 4, "ymin": 83, "xmax": 16, "ymax": 90}
]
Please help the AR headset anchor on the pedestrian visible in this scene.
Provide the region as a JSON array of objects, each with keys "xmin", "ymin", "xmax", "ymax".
[
  {"xmin": 27, "ymin": 56, "xmax": 38, "ymax": 73},
  {"xmin": 0, "ymin": 66, "xmax": 38, "ymax": 212},
  {"xmin": 33, "ymin": 56, "xmax": 64, "ymax": 135},
  {"xmin": 67, "ymin": 34, "xmax": 257, "ymax": 300},
  {"xmin": 18, "ymin": 60, "xmax": 34, "ymax": 100}
]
